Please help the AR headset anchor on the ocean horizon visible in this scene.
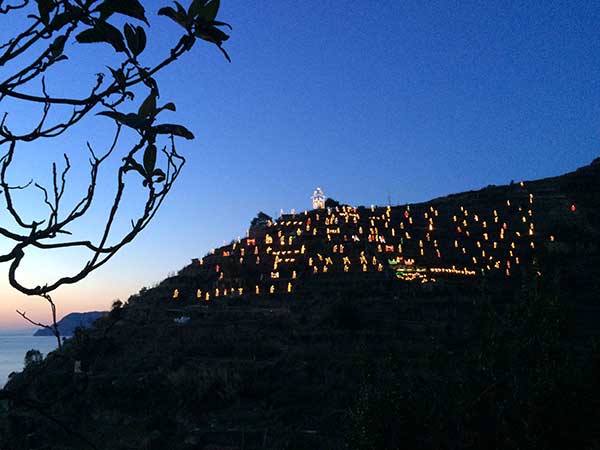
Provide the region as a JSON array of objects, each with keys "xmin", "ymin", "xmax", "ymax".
[{"xmin": 0, "ymin": 329, "xmax": 57, "ymax": 388}]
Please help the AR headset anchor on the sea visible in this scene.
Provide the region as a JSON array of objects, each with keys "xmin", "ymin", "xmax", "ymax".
[{"xmin": 0, "ymin": 330, "xmax": 57, "ymax": 388}]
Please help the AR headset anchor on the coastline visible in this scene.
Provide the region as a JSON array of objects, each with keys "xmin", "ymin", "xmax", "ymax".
[{"xmin": 0, "ymin": 330, "xmax": 57, "ymax": 387}]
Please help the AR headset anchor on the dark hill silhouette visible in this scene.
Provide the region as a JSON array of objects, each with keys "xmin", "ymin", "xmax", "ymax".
[
  {"xmin": 2, "ymin": 159, "xmax": 600, "ymax": 450},
  {"xmin": 157, "ymin": 158, "xmax": 598, "ymax": 305}
]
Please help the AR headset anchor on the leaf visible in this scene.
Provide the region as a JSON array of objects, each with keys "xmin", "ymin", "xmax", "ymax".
[
  {"xmin": 135, "ymin": 26, "xmax": 146, "ymax": 55},
  {"xmin": 108, "ymin": 66, "xmax": 126, "ymax": 89},
  {"xmin": 124, "ymin": 24, "xmax": 137, "ymax": 54},
  {"xmin": 194, "ymin": 24, "xmax": 229, "ymax": 45},
  {"xmin": 158, "ymin": 1, "xmax": 190, "ymax": 28},
  {"xmin": 36, "ymin": 0, "xmax": 54, "ymax": 25},
  {"xmin": 124, "ymin": 23, "xmax": 145, "ymax": 56},
  {"xmin": 152, "ymin": 168, "xmax": 166, "ymax": 183},
  {"xmin": 217, "ymin": 44, "xmax": 231, "ymax": 63},
  {"xmin": 49, "ymin": 12, "xmax": 72, "ymax": 31},
  {"xmin": 49, "ymin": 35, "xmax": 67, "ymax": 58},
  {"xmin": 123, "ymin": 156, "xmax": 147, "ymax": 177},
  {"xmin": 97, "ymin": 110, "xmax": 128, "ymax": 122},
  {"xmin": 76, "ymin": 21, "xmax": 126, "ymax": 53},
  {"xmin": 212, "ymin": 20, "xmax": 232, "ymax": 30},
  {"xmin": 188, "ymin": 0, "xmax": 207, "ymax": 18},
  {"xmin": 143, "ymin": 144, "xmax": 157, "ymax": 174},
  {"xmin": 75, "ymin": 27, "xmax": 105, "ymax": 45},
  {"xmin": 201, "ymin": 0, "xmax": 220, "ymax": 22},
  {"xmin": 96, "ymin": 20, "xmax": 126, "ymax": 52},
  {"xmin": 161, "ymin": 102, "xmax": 176, "ymax": 112},
  {"xmin": 96, "ymin": 0, "xmax": 148, "ymax": 25},
  {"xmin": 157, "ymin": 6, "xmax": 176, "ymax": 20},
  {"xmin": 153, "ymin": 124, "xmax": 195, "ymax": 140},
  {"xmin": 97, "ymin": 111, "xmax": 149, "ymax": 130},
  {"xmin": 138, "ymin": 93, "xmax": 157, "ymax": 118}
]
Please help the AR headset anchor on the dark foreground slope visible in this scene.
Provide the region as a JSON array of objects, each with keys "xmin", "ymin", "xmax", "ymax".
[{"xmin": 1, "ymin": 160, "xmax": 599, "ymax": 450}]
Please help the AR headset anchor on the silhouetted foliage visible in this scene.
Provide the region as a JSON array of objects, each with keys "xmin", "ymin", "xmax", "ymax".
[
  {"xmin": 347, "ymin": 294, "xmax": 600, "ymax": 450},
  {"xmin": 23, "ymin": 349, "xmax": 43, "ymax": 368},
  {"xmin": 250, "ymin": 211, "xmax": 273, "ymax": 229},
  {"xmin": 325, "ymin": 197, "xmax": 340, "ymax": 208},
  {"xmin": 0, "ymin": 0, "xmax": 231, "ymax": 345}
]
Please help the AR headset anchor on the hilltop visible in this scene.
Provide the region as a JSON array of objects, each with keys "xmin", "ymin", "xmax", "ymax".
[
  {"xmin": 1, "ymin": 160, "xmax": 599, "ymax": 450},
  {"xmin": 33, "ymin": 312, "xmax": 107, "ymax": 337}
]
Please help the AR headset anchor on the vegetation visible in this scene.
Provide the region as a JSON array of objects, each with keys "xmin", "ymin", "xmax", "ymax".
[
  {"xmin": 348, "ymin": 293, "xmax": 600, "ymax": 450},
  {"xmin": 1, "ymin": 156, "xmax": 599, "ymax": 448},
  {"xmin": 23, "ymin": 349, "xmax": 43, "ymax": 368},
  {"xmin": 0, "ymin": 0, "xmax": 231, "ymax": 344}
]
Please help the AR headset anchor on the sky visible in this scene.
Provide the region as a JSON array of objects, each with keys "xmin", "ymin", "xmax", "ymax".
[{"xmin": 0, "ymin": 0, "xmax": 599, "ymax": 328}]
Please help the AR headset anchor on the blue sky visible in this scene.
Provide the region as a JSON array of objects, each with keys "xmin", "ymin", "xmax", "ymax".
[{"xmin": 1, "ymin": 0, "xmax": 599, "ymax": 327}]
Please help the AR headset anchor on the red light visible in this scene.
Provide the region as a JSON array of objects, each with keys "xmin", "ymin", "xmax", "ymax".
[
  {"xmin": 404, "ymin": 211, "xmax": 409, "ymax": 218},
  {"xmin": 570, "ymin": 204, "xmax": 576, "ymax": 212}
]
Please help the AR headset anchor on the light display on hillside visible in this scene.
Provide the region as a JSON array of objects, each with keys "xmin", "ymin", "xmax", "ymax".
[
  {"xmin": 164, "ymin": 180, "xmax": 578, "ymax": 303},
  {"xmin": 311, "ymin": 188, "xmax": 326, "ymax": 209}
]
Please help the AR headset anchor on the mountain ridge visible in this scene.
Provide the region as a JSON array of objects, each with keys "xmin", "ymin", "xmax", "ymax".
[
  {"xmin": 33, "ymin": 311, "xmax": 107, "ymax": 337},
  {"xmin": 2, "ymin": 158, "xmax": 599, "ymax": 450}
]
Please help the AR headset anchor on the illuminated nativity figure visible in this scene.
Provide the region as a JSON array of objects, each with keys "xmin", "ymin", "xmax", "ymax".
[{"xmin": 311, "ymin": 188, "xmax": 326, "ymax": 209}]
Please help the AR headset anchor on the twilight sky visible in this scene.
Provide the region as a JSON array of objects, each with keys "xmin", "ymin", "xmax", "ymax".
[{"xmin": 0, "ymin": 0, "xmax": 599, "ymax": 328}]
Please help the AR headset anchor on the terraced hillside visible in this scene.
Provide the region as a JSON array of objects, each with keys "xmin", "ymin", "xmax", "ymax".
[
  {"xmin": 165, "ymin": 157, "xmax": 599, "ymax": 304},
  {"xmin": 1, "ymin": 159, "xmax": 599, "ymax": 450}
]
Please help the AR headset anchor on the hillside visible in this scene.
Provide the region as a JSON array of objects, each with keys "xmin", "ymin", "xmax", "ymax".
[
  {"xmin": 33, "ymin": 312, "xmax": 107, "ymax": 337},
  {"xmin": 1, "ymin": 160, "xmax": 599, "ymax": 450}
]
